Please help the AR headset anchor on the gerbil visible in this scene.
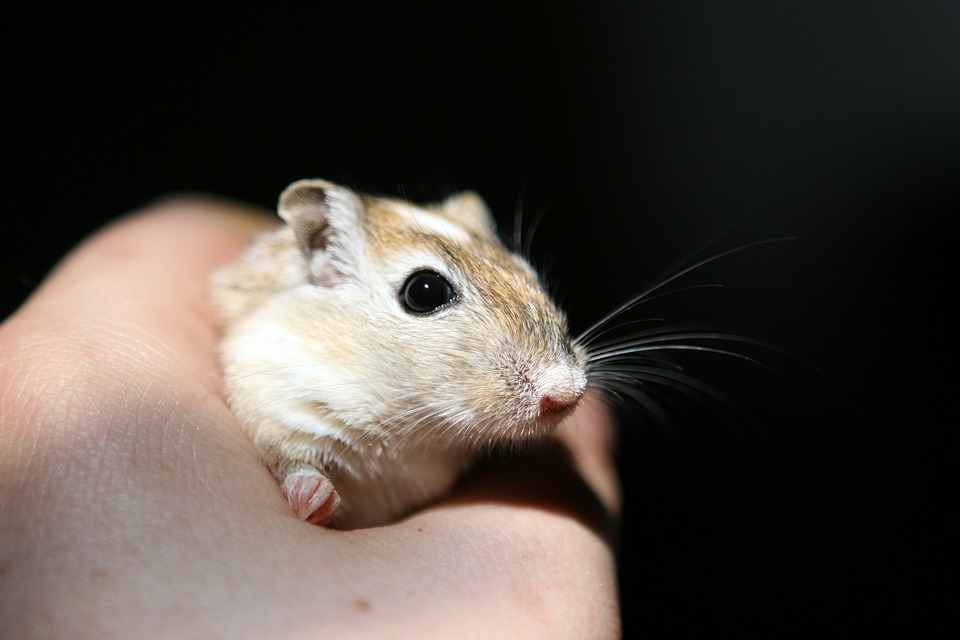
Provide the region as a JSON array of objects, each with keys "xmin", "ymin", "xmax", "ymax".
[
  {"xmin": 212, "ymin": 179, "xmax": 793, "ymax": 529},
  {"xmin": 212, "ymin": 179, "xmax": 588, "ymax": 528}
]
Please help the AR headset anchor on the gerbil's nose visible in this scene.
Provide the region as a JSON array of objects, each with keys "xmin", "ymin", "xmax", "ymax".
[
  {"xmin": 537, "ymin": 365, "xmax": 587, "ymax": 417},
  {"xmin": 539, "ymin": 390, "xmax": 582, "ymax": 416}
]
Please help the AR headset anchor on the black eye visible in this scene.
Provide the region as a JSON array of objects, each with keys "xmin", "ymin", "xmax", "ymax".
[{"xmin": 400, "ymin": 270, "xmax": 457, "ymax": 314}]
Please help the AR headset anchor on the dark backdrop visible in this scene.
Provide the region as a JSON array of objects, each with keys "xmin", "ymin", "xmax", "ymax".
[{"xmin": 4, "ymin": 2, "xmax": 954, "ymax": 635}]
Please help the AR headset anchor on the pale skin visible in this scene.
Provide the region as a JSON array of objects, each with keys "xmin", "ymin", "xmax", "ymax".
[{"xmin": 0, "ymin": 197, "xmax": 621, "ymax": 639}]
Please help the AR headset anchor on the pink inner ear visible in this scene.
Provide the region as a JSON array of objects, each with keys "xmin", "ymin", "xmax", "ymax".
[
  {"xmin": 307, "ymin": 218, "xmax": 331, "ymax": 251},
  {"xmin": 308, "ymin": 248, "xmax": 344, "ymax": 287}
]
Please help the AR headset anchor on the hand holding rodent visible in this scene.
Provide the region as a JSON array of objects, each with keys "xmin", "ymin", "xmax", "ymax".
[
  {"xmin": 213, "ymin": 180, "xmax": 591, "ymax": 528},
  {"xmin": 0, "ymin": 197, "xmax": 619, "ymax": 637}
]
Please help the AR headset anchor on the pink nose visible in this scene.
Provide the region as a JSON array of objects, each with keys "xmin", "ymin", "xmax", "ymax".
[{"xmin": 539, "ymin": 389, "xmax": 583, "ymax": 416}]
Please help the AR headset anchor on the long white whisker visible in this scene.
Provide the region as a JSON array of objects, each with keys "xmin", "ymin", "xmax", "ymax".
[
  {"xmin": 522, "ymin": 195, "xmax": 556, "ymax": 260},
  {"xmin": 602, "ymin": 370, "xmax": 757, "ymax": 446},
  {"xmin": 588, "ymin": 344, "xmax": 770, "ymax": 370},
  {"xmin": 598, "ymin": 365, "xmax": 752, "ymax": 421},
  {"xmin": 592, "ymin": 377, "xmax": 678, "ymax": 431},
  {"xmin": 576, "ymin": 238, "xmax": 794, "ymax": 345},
  {"xmin": 576, "ymin": 284, "xmax": 726, "ymax": 348},
  {"xmin": 584, "ymin": 328, "xmax": 817, "ymax": 374},
  {"xmin": 513, "ymin": 180, "xmax": 526, "ymax": 253}
]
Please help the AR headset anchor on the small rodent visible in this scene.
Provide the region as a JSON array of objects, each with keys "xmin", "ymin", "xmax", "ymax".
[{"xmin": 212, "ymin": 179, "xmax": 588, "ymax": 528}]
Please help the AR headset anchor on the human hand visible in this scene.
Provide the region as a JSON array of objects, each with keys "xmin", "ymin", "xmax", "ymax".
[{"xmin": 0, "ymin": 197, "xmax": 620, "ymax": 639}]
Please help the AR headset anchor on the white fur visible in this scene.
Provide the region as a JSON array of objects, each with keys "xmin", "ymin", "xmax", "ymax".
[
  {"xmin": 213, "ymin": 179, "xmax": 587, "ymax": 528},
  {"xmin": 393, "ymin": 202, "xmax": 473, "ymax": 245}
]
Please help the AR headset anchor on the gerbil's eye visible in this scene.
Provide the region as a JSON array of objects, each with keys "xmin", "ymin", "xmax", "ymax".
[{"xmin": 400, "ymin": 270, "xmax": 457, "ymax": 314}]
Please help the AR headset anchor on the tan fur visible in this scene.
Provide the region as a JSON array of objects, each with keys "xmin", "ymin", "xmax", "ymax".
[{"xmin": 211, "ymin": 179, "xmax": 587, "ymax": 528}]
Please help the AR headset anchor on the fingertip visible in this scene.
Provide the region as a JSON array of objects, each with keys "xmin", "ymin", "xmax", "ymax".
[
  {"xmin": 556, "ymin": 391, "xmax": 622, "ymax": 521},
  {"xmin": 0, "ymin": 194, "xmax": 279, "ymax": 408},
  {"xmin": 141, "ymin": 193, "xmax": 277, "ymax": 247},
  {"xmin": 16, "ymin": 195, "xmax": 275, "ymax": 315}
]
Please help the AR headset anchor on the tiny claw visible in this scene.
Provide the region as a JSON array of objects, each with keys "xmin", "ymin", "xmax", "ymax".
[{"xmin": 281, "ymin": 469, "xmax": 341, "ymax": 526}]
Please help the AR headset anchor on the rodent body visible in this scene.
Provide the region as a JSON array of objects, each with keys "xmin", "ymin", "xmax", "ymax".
[{"xmin": 212, "ymin": 180, "xmax": 588, "ymax": 528}]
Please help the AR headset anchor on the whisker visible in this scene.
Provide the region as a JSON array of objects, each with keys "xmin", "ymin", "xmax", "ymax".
[
  {"xmin": 583, "ymin": 326, "xmax": 823, "ymax": 376},
  {"xmin": 589, "ymin": 353, "xmax": 684, "ymax": 372},
  {"xmin": 513, "ymin": 180, "xmax": 526, "ymax": 253},
  {"xmin": 576, "ymin": 238, "xmax": 794, "ymax": 346},
  {"xmin": 584, "ymin": 320, "xmax": 705, "ymax": 342},
  {"xmin": 521, "ymin": 195, "xmax": 557, "ymax": 260},
  {"xmin": 578, "ymin": 284, "xmax": 728, "ymax": 347},
  {"xmin": 576, "ymin": 317, "xmax": 668, "ymax": 347},
  {"xmin": 589, "ymin": 344, "xmax": 771, "ymax": 370},
  {"xmin": 591, "ymin": 377, "xmax": 679, "ymax": 432},
  {"xmin": 222, "ymin": 360, "xmax": 381, "ymax": 386},
  {"xmin": 591, "ymin": 365, "xmax": 758, "ymax": 444},
  {"xmin": 619, "ymin": 282, "xmax": 726, "ymax": 311},
  {"xmin": 222, "ymin": 363, "xmax": 320, "ymax": 385}
]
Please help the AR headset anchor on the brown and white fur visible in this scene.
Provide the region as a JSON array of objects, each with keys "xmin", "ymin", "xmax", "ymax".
[{"xmin": 212, "ymin": 180, "xmax": 588, "ymax": 528}]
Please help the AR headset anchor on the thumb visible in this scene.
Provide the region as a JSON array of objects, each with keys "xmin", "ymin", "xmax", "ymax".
[{"xmin": 3, "ymin": 196, "xmax": 275, "ymax": 405}]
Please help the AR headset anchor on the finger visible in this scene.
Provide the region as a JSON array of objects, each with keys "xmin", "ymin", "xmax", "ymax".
[
  {"xmin": 422, "ymin": 391, "xmax": 619, "ymax": 539},
  {"xmin": 555, "ymin": 390, "xmax": 621, "ymax": 519},
  {"xmin": 0, "ymin": 196, "xmax": 282, "ymax": 521},
  {"xmin": 0, "ymin": 198, "xmax": 622, "ymax": 638},
  {"xmin": 5, "ymin": 196, "xmax": 274, "ymax": 390}
]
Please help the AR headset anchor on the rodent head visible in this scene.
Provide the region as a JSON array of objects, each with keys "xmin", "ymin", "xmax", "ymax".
[{"xmin": 245, "ymin": 179, "xmax": 587, "ymax": 454}]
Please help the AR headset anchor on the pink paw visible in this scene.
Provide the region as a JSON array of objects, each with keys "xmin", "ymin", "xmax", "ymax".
[{"xmin": 281, "ymin": 469, "xmax": 341, "ymax": 526}]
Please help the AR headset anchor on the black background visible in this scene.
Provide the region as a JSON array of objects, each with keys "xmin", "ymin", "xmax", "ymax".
[{"xmin": 3, "ymin": 2, "xmax": 954, "ymax": 635}]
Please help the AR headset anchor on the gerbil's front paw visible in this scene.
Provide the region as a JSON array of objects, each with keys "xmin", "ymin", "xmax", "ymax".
[{"xmin": 281, "ymin": 469, "xmax": 341, "ymax": 526}]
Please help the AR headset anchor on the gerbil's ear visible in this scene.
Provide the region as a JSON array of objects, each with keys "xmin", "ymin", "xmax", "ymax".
[
  {"xmin": 438, "ymin": 191, "xmax": 498, "ymax": 238},
  {"xmin": 278, "ymin": 179, "xmax": 365, "ymax": 285}
]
